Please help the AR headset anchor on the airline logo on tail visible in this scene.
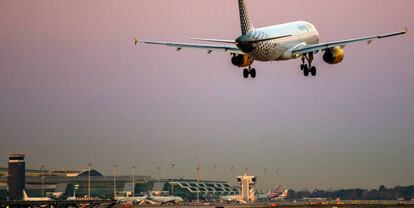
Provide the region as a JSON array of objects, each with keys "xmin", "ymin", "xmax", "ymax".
[
  {"xmin": 278, "ymin": 189, "xmax": 289, "ymax": 199},
  {"xmin": 238, "ymin": 0, "xmax": 254, "ymax": 35},
  {"xmin": 267, "ymin": 185, "xmax": 282, "ymax": 198},
  {"xmin": 267, "ymin": 186, "xmax": 289, "ymax": 199}
]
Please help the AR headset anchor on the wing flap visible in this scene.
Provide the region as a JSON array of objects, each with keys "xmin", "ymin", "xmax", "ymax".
[{"xmin": 190, "ymin": 38, "xmax": 235, "ymax": 44}]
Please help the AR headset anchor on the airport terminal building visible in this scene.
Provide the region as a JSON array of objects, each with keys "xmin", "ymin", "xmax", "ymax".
[{"xmin": 0, "ymin": 167, "xmax": 238, "ymax": 201}]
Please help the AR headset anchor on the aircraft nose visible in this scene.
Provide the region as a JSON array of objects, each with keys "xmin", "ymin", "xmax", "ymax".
[{"xmin": 235, "ymin": 35, "xmax": 256, "ymax": 53}]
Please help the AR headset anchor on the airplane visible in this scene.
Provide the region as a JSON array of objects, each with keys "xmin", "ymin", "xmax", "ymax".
[
  {"xmin": 115, "ymin": 195, "xmax": 149, "ymax": 205},
  {"xmin": 219, "ymin": 194, "xmax": 247, "ymax": 204},
  {"xmin": 139, "ymin": 0, "xmax": 407, "ymax": 78},
  {"xmin": 257, "ymin": 186, "xmax": 289, "ymax": 201},
  {"xmin": 116, "ymin": 188, "xmax": 183, "ymax": 205},
  {"xmin": 266, "ymin": 185, "xmax": 283, "ymax": 199},
  {"xmin": 257, "ymin": 185, "xmax": 281, "ymax": 201},
  {"xmin": 272, "ymin": 189, "xmax": 289, "ymax": 201},
  {"xmin": 144, "ymin": 189, "xmax": 184, "ymax": 205},
  {"xmin": 302, "ymin": 197, "xmax": 329, "ymax": 204},
  {"xmin": 23, "ymin": 190, "xmax": 52, "ymax": 201}
]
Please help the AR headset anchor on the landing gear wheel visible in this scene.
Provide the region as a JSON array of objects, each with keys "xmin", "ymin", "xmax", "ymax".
[
  {"xmin": 303, "ymin": 65, "xmax": 309, "ymax": 77},
  {"xmin": 310, "ymin": 66, "xmax": 317, "ymax": 76},
  {"xmin": 250, "ymin": 68, "xmax": 256, "ymax": 78},
  {"xmin": 301, "ymin": 52, "xmax": 316, "ymax": 77},
  {"xmin": 243, "ymin": 68, "xmax": 249, "ymax": 78}
]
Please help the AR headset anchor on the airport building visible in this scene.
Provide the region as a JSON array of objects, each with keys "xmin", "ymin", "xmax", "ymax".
[
  {"xmin": 7, "ymin": 153, "xmax": 25, "ymax": 200},
  {"xmin": 0, "ymin": 166, "xmax": 150, "ymax": 200},
  {"xmin": 164, "ymin": 179, "xmax": 239, "ymax": 201},
  {"xmin": 0, "ymin": 166, "xmax": 238, "ymax": 201}
]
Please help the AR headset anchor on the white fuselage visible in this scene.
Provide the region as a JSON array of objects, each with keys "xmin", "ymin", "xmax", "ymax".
[
  {"xmin": 236, "ymin": 21, "xmax": 319, "ymax": 61},
  {"xmin": 23, "ymin": 196, "xmax": 52, "ymax": 201},
  {"xmin": 23, "ymin": 190, "xmax": 52, "ymax": 201},
  {"xmin": 115, "ymin": 196, "xmax": 147, "ymax": 203},
  {"xmin": 150, "ymin": 196, "xmax": 184, "ymax": 204}
]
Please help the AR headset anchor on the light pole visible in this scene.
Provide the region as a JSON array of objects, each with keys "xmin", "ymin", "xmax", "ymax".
[
  {"xmin": 264, "ymin": 168, "xmax": 268, "ymax": 202},
  {"xmin": 212, "ymin": 164, "xmax": 216, "ymax": 200},
  {"xmin": 157, "ymin": 166, "xmax": 161, "ymax": 183},
  {"xmin": 88, "ymin": 163, "xmax": 92, "ymax": 199},
  {"xmin": 171, "ymin": 163, "xmax": 175, "ymax": 196},
  {"xmin": 40, "ymin": 165, "xmax": 45, "ymax": 197},
  {"xmin": 131, "ymin": 165, "xmax": 135, "ymax": 196},
  {"xmin": 196, "ymin": 164, "xmax": 200, "ymax": 204},
  {"xmin": 230, "ymin": 165, "xmax": 234, "ymax": 186},
  {"xmin": 113, "ymin": 165, "xmax": 117, "ymax": 199}
]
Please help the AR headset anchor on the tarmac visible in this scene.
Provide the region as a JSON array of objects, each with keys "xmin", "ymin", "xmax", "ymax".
[
  {"xmin": 117, "ymin": 203, "xmax": 414, "ymax": 208},
  {"xmin": 2, "ymin": 200, "xmax": 414, "ymax": 208}
]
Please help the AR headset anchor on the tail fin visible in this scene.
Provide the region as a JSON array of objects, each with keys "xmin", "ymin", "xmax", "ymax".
[
  {"xmin": 23, "ymin": 190, "xmax": 29, "ymax": 200},
  {"xmin": 267, "ymin": 186, "xmax": 282, "ymax": 199},
  {"xmin": 238, "ymin": 0, "xmax": 254, "ymax": 34},
  {"xmin": 279, "ymin": 189, "xmax": 289, "ymax": 198},
  {"xmin": 144, "ymin": 183, "xmax": 153, "ymax": 199}
]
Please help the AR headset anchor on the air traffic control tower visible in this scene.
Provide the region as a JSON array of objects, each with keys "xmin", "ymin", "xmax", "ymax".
[
  {"xmin": 8, "ymin": 153, "xmax": 25, "ymax": 200},
  {"xmin": 238, "ymin": 174, "xmax": 256, "ymax": 202}
]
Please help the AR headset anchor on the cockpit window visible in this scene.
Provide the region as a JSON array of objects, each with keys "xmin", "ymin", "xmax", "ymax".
[
  {"xmin": 298, "ymin": 25, "xmax": 307, "ymax": 30},
  {"xmin": 298, "ymin": 24, "xmax": 313, "ymax": 31}
]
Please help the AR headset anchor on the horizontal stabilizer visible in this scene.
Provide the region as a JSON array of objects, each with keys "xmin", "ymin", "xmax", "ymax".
[{"xmin": 246, "ymin": 34, "xmax": 292, "ymax": 44}]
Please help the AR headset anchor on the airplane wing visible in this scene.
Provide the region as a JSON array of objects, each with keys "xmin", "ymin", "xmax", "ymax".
[
  {"xmin": 140, "ymin": 40, "xmax": 244, "ymax": 54},
  {"xmin": 293, "ymin": 28, "xmax": 408, "ymax": 55}
]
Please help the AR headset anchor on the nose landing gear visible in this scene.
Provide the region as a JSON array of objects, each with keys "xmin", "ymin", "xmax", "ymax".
[{"xmin": 243, "ymin": 66, "xmax": 256, "ymax": 79}]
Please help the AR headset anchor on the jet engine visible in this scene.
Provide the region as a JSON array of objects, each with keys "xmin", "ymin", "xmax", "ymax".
[
  {"xmin": 323, "ymin": 46, "xmax": 345, "ymax": 64},
  {"xmin": 231, "ymin": 54, "xmax": 253, "ymax": 67}
]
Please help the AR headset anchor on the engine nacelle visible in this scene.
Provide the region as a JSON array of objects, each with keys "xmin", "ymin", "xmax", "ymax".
[
  {"xmin": 323, "ymin": 46, "xmax": 345, "ymax": 64},
  {"xmin": 231, "ymin": 54, "xmax": 253, "ymax": 67}
]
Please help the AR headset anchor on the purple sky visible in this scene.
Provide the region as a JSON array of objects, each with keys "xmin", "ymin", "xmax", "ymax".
[{"xmin": 1, "ymin": 0, "xmax": 414, "ymax": 190}]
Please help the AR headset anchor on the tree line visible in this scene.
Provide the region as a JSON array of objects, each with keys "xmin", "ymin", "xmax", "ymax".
[{"xmin": 288, "ymin": 185, "xmax": 414, "ymax": 200}]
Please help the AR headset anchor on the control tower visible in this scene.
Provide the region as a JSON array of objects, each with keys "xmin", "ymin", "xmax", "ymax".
[
  {"xmin": 237, "ymin": 174, "xmax": 256, "ymax": 202},
  {"xmin": 8, "ymin": 153, "xmax": 25, "ymax": 200}
]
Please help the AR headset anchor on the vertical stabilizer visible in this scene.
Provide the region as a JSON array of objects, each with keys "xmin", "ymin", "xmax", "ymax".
[
  {"xmin": 238, "ymin": 0, "xmax": 254, "ymax": 34},
  {"xmin": 22, "ymin": 190, "xmax": 29, "ymax": 200},
  {"xmin": 144, "ymin": 184, "xmax": 153, "ymax": 199},
  {"xmin": 279, "ymin": 189, "xmax": 289, "ymax": 198}
]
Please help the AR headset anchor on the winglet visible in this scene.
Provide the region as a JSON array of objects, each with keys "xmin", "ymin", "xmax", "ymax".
[
  {"xmin": 134, "ymin": 37, "xmax": 139, "ymax": 46},
  {"xmin": 405, "ymin": 27, "xmax": 408, "ymax": 34}
]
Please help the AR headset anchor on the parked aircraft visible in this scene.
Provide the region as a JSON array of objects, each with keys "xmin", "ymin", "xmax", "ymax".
[{"xmin": 23, "ymin": 190, "xmax": 52, "ymax": 201}]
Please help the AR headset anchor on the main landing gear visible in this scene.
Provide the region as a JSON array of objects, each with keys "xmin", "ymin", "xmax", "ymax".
[
  {"xmin": 243, "ymin": 66, "xmax": 256, "ymax": 79},
  {"xmin": 301, "ymin": 52, "xmax": 317, "ymax": 77}
]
